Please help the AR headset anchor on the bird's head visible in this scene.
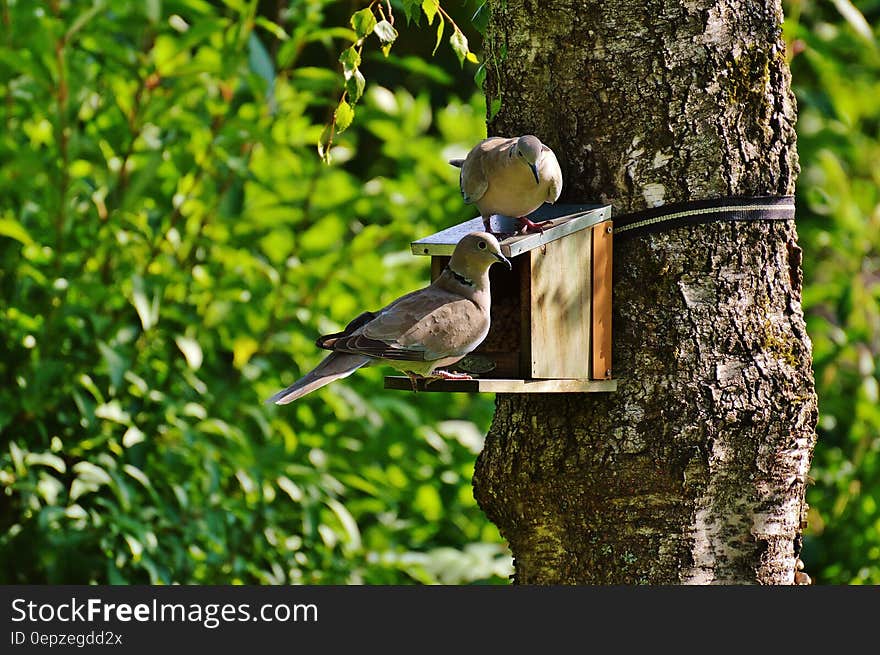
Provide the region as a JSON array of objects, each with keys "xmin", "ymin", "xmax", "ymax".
[
  {"xmin": 450, "ymin": 232, "xmax": 511, "ymax": 276},
  {"xmin": 514, "ymin": 135, "xmax": 544, "ymax": 184}
]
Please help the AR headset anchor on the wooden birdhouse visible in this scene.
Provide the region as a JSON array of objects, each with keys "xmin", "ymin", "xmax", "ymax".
[{"xmin": 384, "ymin": 204, "xmax": 616, "ymax": 394}]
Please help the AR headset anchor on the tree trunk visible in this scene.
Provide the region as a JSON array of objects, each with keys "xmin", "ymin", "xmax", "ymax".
[{"xmin": 473, "ymin": 0, "xmax": 818, "ymax": 584}]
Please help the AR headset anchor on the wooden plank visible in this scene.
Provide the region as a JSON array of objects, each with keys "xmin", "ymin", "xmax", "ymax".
[
  {"xmin": 529, "ymin": 229, "xmax": 591, "ymax": 379},
  {"xmin": 411, "ymin": 204, "xmax": 611, "ymax": 258},
  {"xmin": 505, "ymin": 205, "xmax": 611, "ymax": 258},
  {"xmin": 591, "ymin": 220, "xmax": 613, "ymax": 379},
  {"xmin": 384, "ymin": 376, "xmax": 618, "ymax": 394},
  {"xmin": 518, "ymin": 252, "xmax": 532, "ymax": 378}
]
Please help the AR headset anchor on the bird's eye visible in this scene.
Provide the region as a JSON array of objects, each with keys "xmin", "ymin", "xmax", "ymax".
[{"xmin": 478, "ymin": 241, "xmax": 487, "ymax": 250}]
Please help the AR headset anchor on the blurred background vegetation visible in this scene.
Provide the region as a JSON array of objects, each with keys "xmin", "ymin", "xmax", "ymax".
[{"xmin": 0, "ymin": 0, "xmax": 877, "ymax": 584}]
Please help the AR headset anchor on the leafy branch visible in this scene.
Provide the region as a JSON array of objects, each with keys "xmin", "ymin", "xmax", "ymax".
[{"xmin": 318, "ymin": 0, "xmax": 480, "ymax": 162}]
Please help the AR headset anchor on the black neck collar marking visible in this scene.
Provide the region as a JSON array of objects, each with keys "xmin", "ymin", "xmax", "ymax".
[{"xmin": 447, "ymin": 266, "xmax": 474, "ymax": 287}]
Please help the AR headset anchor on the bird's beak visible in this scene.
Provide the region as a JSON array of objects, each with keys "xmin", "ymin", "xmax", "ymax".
[
  {"xmin": 495, "ymin": 253, "xmax": 512, "ymax": 270},
  {"xmin": 529, "ymin": 163, "xmax": 540, "ymax": 185}
]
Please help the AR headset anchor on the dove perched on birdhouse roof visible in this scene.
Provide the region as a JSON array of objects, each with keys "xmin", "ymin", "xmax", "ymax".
[
  {"xmin": 266, "ymin": 232, "xmax": 511, "ymax": 405},
  {"xmin": 450, "ymin": 135, "xmax": 563, "ymax": 235}
]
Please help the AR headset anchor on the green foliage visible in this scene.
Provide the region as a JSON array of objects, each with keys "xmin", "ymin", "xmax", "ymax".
[
  {"xmin": 318, "ymin": 0, "xmax": 479, "ymax": 159},
  {"xmin": 0, "ymin": 0, "xmax": 506, "ymax": 584},
  {"xmin": 784, "ymin": 0, "xmax": 880, "ymax": 583}
]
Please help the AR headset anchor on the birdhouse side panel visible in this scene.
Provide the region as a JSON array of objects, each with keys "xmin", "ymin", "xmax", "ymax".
[
  {"xmin": 591, "ymin": 221, "xmax": 613, "ymax": 379},
  {"xmin": 528, "ymin": 229, "xmax": 592, "ymax": 379}
]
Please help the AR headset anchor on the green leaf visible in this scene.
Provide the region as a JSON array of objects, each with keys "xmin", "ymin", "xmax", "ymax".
[
  {"xmin": 317, "ymin": 122, "xmax": 334, "ymax": 162},
  {"xmin": 174, "ymin": 335, "xmax": 203, "ymax": 370},
  {"xmin": 450, "ymin": 27, "xmax": 469, "ymax": 67},
  {"xmin": 248, "ymin": 32, "xmax": 275, "ymax": 86},
  {"xmin": 73, "ymin": 461, "xmax": 113, "ymax": 485},
  {"xmin": 830, "ymin": 0, "xmax": 876, "ymax": 44},
  {"xmin": 374, "ymin": 20, "xmax": 398, "ymax": 45},
  {"xmin": 335, "ymin": 99, "xmax": 354, "ymax": 133},
  {"xmin": 350, "ymin": 8, "xmax": 377, "ymax": 39},
  {"xmin": 433, "ymin": 15, "xmax": 444, "ymax": 56},
  {"xmin": 131, "ymin": 276, "xmax": 159, "ymax": 331},
  {"xmin": 472, "ymin": 2, "xmax": 489, "ymax": 34},
  {"xmin": 233, "ymin": 336, "xmax": 259, "ymax": 369},
  {"xmin": 489, "ymin": 97, "xmax": 502, "ymax": 120},
  {"xmin": 421, "ymin": 0, "xmax": 439, "ymax": 25},
  {"xmin": 98, "ymin": 342, "xmax": 127, "ymax": 389},
  {"xmin": 345, "ymin": 68, "xmax": 365, "ymax": 104},
  {"xmin": 25, "ymin": 452, "xmax": 67, "ymax": 474},
  {"xmin": 325, "ymin": 498, "xmax": 362, "ymax": 552},
  {"xmin": 146, "ymin": 0, "xmax": 161, "ymax": 24},
  {"xmin": 256, "ymin": 16, "xmax": 290, "ymax": 41},
  {"xmin": 402, "ymin": 0, "xmax": 421, "ymax": 23},
  {"xmin": 94, "ymin": 400, "xmax": 130, "ymax": 425},
  {"xmin": 474, "ymin": 62, "xmax": 486, "ymax": 87},
  {"xmin": 339, "ymin": 45, "xmax": 361, "ymax": 72},
  {"xmin": 414, "ymin": 484, "xmax": 443, "ymax": 521},
  {"xmin": 0, "ymin": 215, "xmax": 36, "ymax": 247}
]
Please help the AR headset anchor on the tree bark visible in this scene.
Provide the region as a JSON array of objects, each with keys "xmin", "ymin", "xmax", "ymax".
[{"xmin": 473, "ymin": 0, "xmax": 818, "ymax": 584}]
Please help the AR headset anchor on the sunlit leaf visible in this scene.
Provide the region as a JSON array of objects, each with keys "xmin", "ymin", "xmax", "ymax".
[
  {"xmin": 346, "ymin": 68, "xmax": 365, "ymax": 104},
  {"xmin": 174, "ymin": 335, "xmax": 203, "ymax": 370},
  {"xmin": 433, "ymin": 14, "xmax": 444, "ymax": 55},
  {"xmin": 350, "ymin": 8, "xmax": 377, "ymax": 39},
  {"xmin": 0, "ymin": 215, "xmax": 36, "ymax": 247},
  {"xmin": 335, "ymin": 99, "xmax": 355, "ymax": 133},
  {"xmin": 450, "ymin": 27, "xmax": 469, "ymax": 67},
  {"xmin": 256, "ymin": 16, "xmax": 290, "ymax": 41},
  {"xmin": 374, "ymin": 20, "xmax": 398, "ymax": 46},
  {"xmin": 421, "ymin": 0, "xmax": 439, "ymax": 25}
]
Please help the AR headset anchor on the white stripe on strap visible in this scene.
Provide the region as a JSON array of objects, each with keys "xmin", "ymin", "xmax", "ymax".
[{"xmin": 614, "ymin": 202, "xmax": 796, "ymax": 234}]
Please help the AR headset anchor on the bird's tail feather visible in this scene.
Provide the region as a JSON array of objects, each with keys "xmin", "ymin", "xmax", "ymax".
[
  {"xmin": 265, "ymin": 352, "xmax": 370, "ymax": 405},
  {"xmin": 448, "ymin": 158, "xmax": 465, "ymax": 168}
]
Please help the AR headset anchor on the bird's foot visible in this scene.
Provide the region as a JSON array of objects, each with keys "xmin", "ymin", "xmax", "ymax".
[
  {"xmin": 404, "ymin": 371, "xmax": 422, "ymax": 392},
  {"xmin": 424, "ymin": 370, "xmax": 474, "ymax": 386},
  {"xmin": 517, "ymin": 217, "xmax": 552, "ymax": 235},
  {"xmin": 435, "ymin": 370, "xmax": 474, "ymax": 380}
]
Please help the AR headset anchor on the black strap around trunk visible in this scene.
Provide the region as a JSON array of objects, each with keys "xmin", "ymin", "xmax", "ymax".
[{"xmin": 613, "ymin": 195, "xmax": 795, "ymax": 241}]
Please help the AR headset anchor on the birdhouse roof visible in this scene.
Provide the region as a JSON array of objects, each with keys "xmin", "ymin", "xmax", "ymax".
[{"xmin": 411, "ymin": 204, "xmax": 611, "ymax": 258}]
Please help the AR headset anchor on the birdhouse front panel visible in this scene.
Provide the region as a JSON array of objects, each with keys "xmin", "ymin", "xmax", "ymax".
[
  {"xmin": 387, "ymin": 204, "xmax": 616, "ymax": 394},
  {"xmin": 527, "ymin": 227, "xmax": 592, "ymax": 379}
]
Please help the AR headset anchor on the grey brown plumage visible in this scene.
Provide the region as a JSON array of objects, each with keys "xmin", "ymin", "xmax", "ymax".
[
  {"xmin": 266, "ymin": 232, "xmax": 511, "ymax": 405},
  {"xmin": 451, "ymin": 135, "xmax": 563, "ymax": 233}
]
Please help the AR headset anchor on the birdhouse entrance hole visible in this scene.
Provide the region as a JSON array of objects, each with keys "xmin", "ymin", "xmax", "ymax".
[{"xmin": 385, "ymin": 204, "xmax": 617, "ymax": 394}]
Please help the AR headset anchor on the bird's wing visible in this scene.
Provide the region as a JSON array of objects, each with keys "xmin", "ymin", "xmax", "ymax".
[
  {"xmin": 459, "ymin": 137, "xmax": 509, "ymax": 204},
  {"xmin": 542, "ymin": 145, "xmax": 563, "ymax": 203},
  {"xmin": 315, "ymin": 310, "xmax": 377, "ymax": 350},
  {"xmin": 332, "ymin": 286, "xmax": 488, "ymax": 362}
]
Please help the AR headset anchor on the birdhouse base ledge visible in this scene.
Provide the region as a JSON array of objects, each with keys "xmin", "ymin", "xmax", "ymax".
[{"xmin": 383, "ymin": 376, "xmax": 617, "ymax": 394}]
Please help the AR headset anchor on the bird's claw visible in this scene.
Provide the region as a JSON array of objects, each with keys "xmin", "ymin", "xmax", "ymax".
[
  {"xmin": 435, "ymin": 370, "xmax": 474, "ymax": 380},
  {"xmin": 424, "ymin": 370, "xmax": 474, "ymax": 386},
  {"xmin": 517, "ymin": 217, "xmax": 552, "ymax": 235}
]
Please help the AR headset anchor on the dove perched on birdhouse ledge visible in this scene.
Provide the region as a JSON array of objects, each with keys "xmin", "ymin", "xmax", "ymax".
[
  {"xmin": 449, "ymin": 135, "xmax": 563, "ymax": 235},
  {"xmin": 266, "ymin": 232, "xmax": 511, "ymax": 405}
]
